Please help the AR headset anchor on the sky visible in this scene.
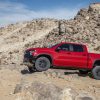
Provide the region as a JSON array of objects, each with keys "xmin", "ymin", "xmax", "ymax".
[{"xmin": 0, "ymin": 0, "xmax": 100, "ymax": 26}]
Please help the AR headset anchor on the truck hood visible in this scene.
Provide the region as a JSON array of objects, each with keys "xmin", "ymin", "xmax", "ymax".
[{"xmin": 26, "ymin": 47, "xmax": 51, "ymax": 51}]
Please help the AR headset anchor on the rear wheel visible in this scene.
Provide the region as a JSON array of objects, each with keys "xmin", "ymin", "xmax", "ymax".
[
  {"xmin": 35, "ymin": 57, "xmax": 51, "ymax": 72},
  {"xmin": 92, "ymin": 66, "xmax": 100, "ymax": 80},
  {"xmin": 79, "ymin": 70, "xmax": 89, "ymax": 74}
]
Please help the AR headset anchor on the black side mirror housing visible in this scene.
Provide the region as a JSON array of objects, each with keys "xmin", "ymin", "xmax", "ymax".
[{"xmin": 55, "ymin": 47, "xmax": 61, "ymax": 52}]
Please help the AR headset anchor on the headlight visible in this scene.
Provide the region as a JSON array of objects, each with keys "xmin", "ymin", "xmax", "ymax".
[{"xmin": 29, "ymin": 50, "xmax": 36, "ymax": 55}]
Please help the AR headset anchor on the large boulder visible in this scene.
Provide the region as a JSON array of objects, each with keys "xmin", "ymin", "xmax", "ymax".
[
  {"xmin": 14, "ymin": 81, "xmax": 79, "ymax": 100},
  {"xmin": 14, "ymin": 81, "xmax": 62, "ymax": 100}
]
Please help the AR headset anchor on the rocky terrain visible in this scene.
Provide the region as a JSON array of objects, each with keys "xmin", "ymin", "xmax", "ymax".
[
  {"xmin": 0, "ymin": 68, "xmax": 100, "ymax": 100},
  {"xmin": 0, "ymin": 3, "xmax": 100, "ymax": 100}
]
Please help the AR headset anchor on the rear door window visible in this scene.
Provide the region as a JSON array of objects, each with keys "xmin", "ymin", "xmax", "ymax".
[{"xmin": 72, "ymin": 44, "xmax": 84, "ymax": 52}]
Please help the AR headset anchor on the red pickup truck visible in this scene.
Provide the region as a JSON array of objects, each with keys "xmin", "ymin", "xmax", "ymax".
[{"xmin": 23, "ymin": 42, "xmax": 100, "ymax": 80}]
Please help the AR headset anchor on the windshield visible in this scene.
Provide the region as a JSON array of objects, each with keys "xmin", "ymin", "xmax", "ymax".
[{"xmin": 48, "ymin": 43, "xmax": 58, "ymax": 48}]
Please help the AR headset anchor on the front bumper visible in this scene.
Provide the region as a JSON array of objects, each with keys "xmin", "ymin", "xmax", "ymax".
[
  {"xmin": 23, "ymin": 61, "xmax": 33, "ymax": 67},
  {"xmin": 23, "ymin": 51, "xmax": 36, "ymax": 67}
]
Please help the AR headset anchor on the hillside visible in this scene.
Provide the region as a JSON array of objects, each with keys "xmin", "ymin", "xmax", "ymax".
[
  {"xmin": 0, "ymin": 3, "xmax": 100, "ymax": 66},
  {"xmin": 0, "ymin": 19, "xmax": 58, "ymax": 66},
  {"xmin": 28, "ymin": 3, "xmax": 100, "ymax": 52}
]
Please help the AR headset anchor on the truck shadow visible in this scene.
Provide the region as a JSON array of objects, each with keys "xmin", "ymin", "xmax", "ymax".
[
  {"xmin": 21, "ymin": 68, "xmax": 93, "ymax": 79},
  {"xmin": 64, "ymin": 71, "xmax": 88, "ymax": 77},
  {"xmin": 21, "ymin": 69, "xmax": 35, "ymax": 74},
  {"xmin": 64, "ymin": 71, "xmax": 93, "ymax": 78},
  {"xmin": 21, "ymin": 69, "xmax": 30, "ymax": 74}
]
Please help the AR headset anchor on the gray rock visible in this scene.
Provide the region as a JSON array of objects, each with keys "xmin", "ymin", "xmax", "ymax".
[
  {"xmin": 14, "ymin": 82, "xmax": 31, "ymax": 94},
  {"xmin": 14, "ymin": 81, "xmax": 80, "ymax": 100},
  {"xmin": 31, "ymin": 82, "xmax": 62, "ymax": 100},
  {"xmin": 14, "ymin": 84, "xmax": 22, "ymax": 94},
  {"xmin": 75, "ymin": 93, "xmax": 96, "ymax": 100},
  {"xmin": 59, "ymin": 88, "xmax": 78, "ymax": 100},
  {"xmin": 14, "ymin": 81, "xmax": 62, "ymax": 100},
  {"xmin": 58, "ymin": 21, "xmax": 66, "ymax": 34}
]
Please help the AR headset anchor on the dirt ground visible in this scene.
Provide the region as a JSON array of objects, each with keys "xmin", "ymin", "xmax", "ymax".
[{"xmin": 0, "ymin": 66, "xmax": 100, "ymax": 100}]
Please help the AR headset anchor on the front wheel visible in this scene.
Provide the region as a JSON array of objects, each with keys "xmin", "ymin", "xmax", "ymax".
[
  {"xmin": 35, "ymin": 57, "xmax": 51, "ymax": 72},
  {"xmin": 92, "ymin": 66, "xmax": 100, "ymax": 80}
]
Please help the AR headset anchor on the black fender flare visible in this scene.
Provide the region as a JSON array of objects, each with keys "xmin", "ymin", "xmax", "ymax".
[
  {"xmin": 92, "ymin": 59, "xmax": 100, "ymax": 67},
  {"xmin": 36, "ymin": 53, "xmax": 53, "ymax": 65}
]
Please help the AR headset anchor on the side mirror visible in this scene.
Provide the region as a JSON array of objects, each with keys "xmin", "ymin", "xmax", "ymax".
[{"xmin": 55, "ymin": 47, "xmax": 61, "ymax": 52}]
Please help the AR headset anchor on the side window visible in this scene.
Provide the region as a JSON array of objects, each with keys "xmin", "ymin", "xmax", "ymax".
[
  {"xmin": 72, "ymin": 44, "xmax": 84, "ymax": 52},
  {"xmin": 59, "ymin": 44, "xmax": 70, "ymax": 51}
]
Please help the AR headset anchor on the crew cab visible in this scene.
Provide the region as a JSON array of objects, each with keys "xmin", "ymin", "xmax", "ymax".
[{"xmin": 23, "ymin": 42, "xmax": 100, "ymax": 80}]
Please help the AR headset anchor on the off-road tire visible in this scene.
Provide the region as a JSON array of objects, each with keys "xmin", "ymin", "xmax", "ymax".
[
  {"xmin": 92, "ymin": 66, "xmax": 100, "ymax": 80},
  {"xmin": 35, "ymin": 57, "xmax": 50, "ymax": 72}
]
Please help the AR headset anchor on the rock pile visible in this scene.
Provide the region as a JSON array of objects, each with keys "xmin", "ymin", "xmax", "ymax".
[
  {"xmin": 0, "ymin": 19, "xmax": 58, "ymax": 66},
  {"xmin": 0, "ymin": 3, "xmax": 100, "ymax": 66},
  {"xmin": 27, "ymin": 3, "xmax": 100, "ymax": 53}
]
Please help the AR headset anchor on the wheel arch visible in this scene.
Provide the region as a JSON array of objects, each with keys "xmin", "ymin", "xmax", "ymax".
[
  {"xmin": 36, "ymin": 54, "xmax": 53, "ymax": 65},
  {"xmin": 93, "ymin": 60, "xmax": 100, "ymax": 68}
]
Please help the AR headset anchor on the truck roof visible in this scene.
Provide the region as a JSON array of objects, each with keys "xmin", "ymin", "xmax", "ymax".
[{"xmin": 61, "ymin": 42, "xmax": 85, "ymax": 46}]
